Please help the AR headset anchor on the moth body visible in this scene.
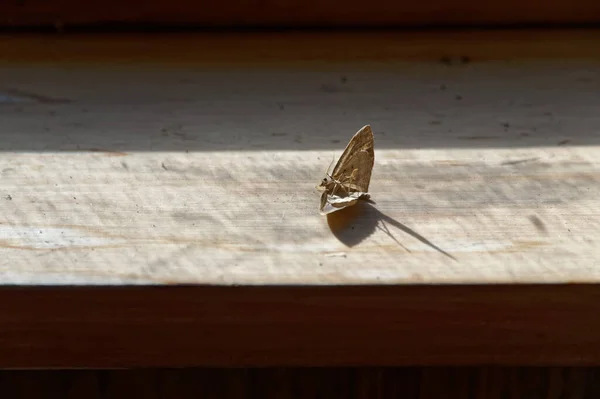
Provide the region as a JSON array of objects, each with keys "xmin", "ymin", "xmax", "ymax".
[{"xmin": 317, "ymin": 125, "xmax": 375, "ymax": 215}]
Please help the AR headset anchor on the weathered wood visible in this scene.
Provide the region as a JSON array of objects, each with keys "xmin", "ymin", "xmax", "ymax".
[
  {"xmin": 2, "ymin": 0, "xmax": 600, "ymax": 28},
  {"xmin": 0, "ymin": 32, "xmax": 599, "ymax": 367},
  {"xmin": 0, "ymin": 39, "xmax": 599, "ymax": 285}
]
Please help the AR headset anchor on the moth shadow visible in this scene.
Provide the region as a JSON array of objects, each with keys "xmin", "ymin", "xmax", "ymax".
[{"xmin": 327, "ymin": 201, "xmax": 456, "ymax": 261}]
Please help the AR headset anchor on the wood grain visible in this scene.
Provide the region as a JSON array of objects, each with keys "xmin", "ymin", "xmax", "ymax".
[
  {"xmin": 1, "ymin": 30, "xmax": 600, "ymax": 66},
  {"xmin": 2, "ymin": 0, "xmax": 600, "ymax": 28},
  {"xmin": 0, "ymin": 33, "xmax": 599, "ymax": 367},
  {"xmin": 0, "ymin": 285, "xmax": 599, "ymax": 368},
  {"xmin": 0, "ymin": 54, "xmax": 599, "ymax": 285}
]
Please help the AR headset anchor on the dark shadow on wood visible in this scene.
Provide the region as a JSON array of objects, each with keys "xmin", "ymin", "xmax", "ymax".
[
  {"xmin": 326, "ymin": 201, "xmax": 377, "ymax": 247},
  {"xmin": 0, "ymin": 60, "xmax": 599, "ymax": 151},
  {"xmin": 327, "ymin": 201, "xmax": 456, "ymax": 260}
]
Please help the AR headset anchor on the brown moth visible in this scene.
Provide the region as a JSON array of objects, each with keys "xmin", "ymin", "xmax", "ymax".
[{"xmin": 317, "ymin": 125, "xmax": 374, "ymax": 215}]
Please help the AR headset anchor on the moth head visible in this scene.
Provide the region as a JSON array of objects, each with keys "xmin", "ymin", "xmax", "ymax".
[{"xmin": 316, "ymin": 177, "xmax": 330, "ymax": 191}]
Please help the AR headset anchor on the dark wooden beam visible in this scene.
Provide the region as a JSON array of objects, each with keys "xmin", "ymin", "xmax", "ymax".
[{"xmin": 1, "ymin": 284, "xmax": 599, "ymax": 368}]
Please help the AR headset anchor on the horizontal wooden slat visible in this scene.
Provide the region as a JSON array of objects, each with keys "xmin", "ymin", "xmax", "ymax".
[
  {"xmin": 1, "ymin": 30, "xmax": 600, "ymax": 66},
  {"xmin": 0, "ymin": 285, "xmax": 599, "ymax": 368},
  {"xmin": 2, "ymin": 0, "xmax": 600, "ymax": 28},
  {"xmin": 0, "ymin": 44, "xmax": 599, "ymax": 286}
]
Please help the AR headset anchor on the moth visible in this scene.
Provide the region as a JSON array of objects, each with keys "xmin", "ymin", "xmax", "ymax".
[{"xmin": 317, "ymin": 125, "xmax": 374, "ymax": 215}]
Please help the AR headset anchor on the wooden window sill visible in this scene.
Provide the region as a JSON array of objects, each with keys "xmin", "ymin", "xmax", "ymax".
[{"xmin": 0, "ymin": 30, "xmax": 599, "ymax": 368}]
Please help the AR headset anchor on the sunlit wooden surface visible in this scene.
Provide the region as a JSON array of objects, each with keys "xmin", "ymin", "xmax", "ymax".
[
  {"xmin": 0, "ymin": 31, "xmax": 599, "ymax": 367},
  {"xmin": 1, "ymin": 32, "xmax": 600, "ymax": 285}
]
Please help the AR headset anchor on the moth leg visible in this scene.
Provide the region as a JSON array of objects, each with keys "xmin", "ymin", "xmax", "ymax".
[
  {"xmin": 349, "ymin": 168, "xmax": 358, "ymax": 181},
  {"xmin": 329, "ymin": 168, "xmax": 357, "ymax": 197},
  {"xmin": 325, "ymin": 172, "xmax": 343, "ymax": 197},
  {"xmin": 342, "ymin": 169, "xmax": 358, "ymax": 187},
  {"xmin": 326, "ymin": 168, "xmax": 359, "ymax": 200},
  {"xmin": 330, "ymin": 179, "xmax": 342, "ymax": 196},
  {"xmin": 337, "ymin": 168, "xmax": 359, "ymax": 193}
]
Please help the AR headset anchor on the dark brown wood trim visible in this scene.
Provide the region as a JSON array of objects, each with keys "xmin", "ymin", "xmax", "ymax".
[
  {"xmin": 2, "ymin": 0, "xmax": 600, "ymax": 29},
  {"xmin": 0, "ymin": 284, "xmax": 598, "ymax": 368},
  {"xmin": 1, "ymin": 30, "xmax": 600, "ymax": 67}
]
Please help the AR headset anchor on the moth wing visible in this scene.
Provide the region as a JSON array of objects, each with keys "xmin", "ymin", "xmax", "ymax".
[
  {"xmin": 320, "ymin": 192, "xmax": 338, "ymax": 215},
  {"xmin": 319, "ymin": 191, "xmax": 369, "ymax": 215},
  {"xmin": 331, "ymin": 125, "xmax": 374, "ymax": 193}
]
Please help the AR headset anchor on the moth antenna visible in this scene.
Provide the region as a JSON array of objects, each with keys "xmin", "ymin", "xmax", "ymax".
[{"xmin": 325, "ymin": 154, "xmax": 336, "ymax": 175}]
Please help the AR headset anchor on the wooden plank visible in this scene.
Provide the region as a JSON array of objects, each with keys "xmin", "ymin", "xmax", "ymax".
[
  {"xmin": 2, "ymin": 0, "xmax": 600, "ymax": 28},
  {"xmin": 0, "ymin": 41, "xmax": 599, "ymax": 285},
  {"xmin": 0, "ymin": 285, "xmax": 599, "ymax": 368},
  {"xmin": 0, "ymin": 32, "xmax": 599, "ymax": 366},
  {"xmin": 1, "ymin": 30, "xmax": 600, "ymax": 66}
]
